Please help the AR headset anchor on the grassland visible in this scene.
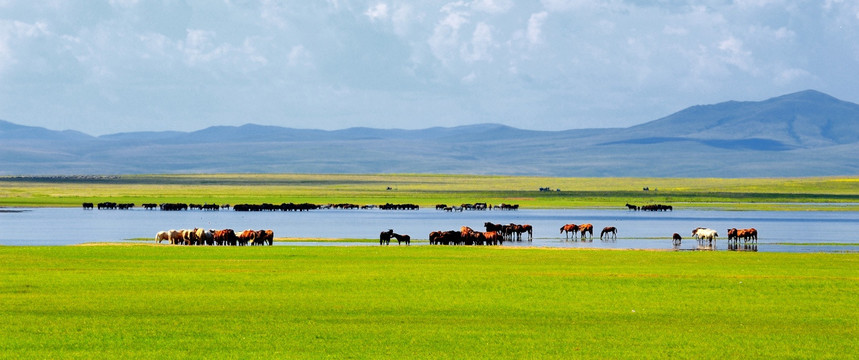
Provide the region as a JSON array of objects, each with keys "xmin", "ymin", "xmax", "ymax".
[
  {"xmin": 0, "ymin": 245, "xmax": 856, "ymax": 359},
  {"xmin": 1, "ymin": 174, "xmax": 858, "ymax": 210}
]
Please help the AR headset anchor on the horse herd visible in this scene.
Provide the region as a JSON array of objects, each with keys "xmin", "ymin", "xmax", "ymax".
[
  {"xmin": 382, "ymin": 223, "xmax": 758, "ymax": 247},
  {"xmin": 155, "ymin": 228, "xmax": 274, "ymax": 246},
  {"xmin": 670, "ymin": 227, "xmax": 759, "ymax": 246}
]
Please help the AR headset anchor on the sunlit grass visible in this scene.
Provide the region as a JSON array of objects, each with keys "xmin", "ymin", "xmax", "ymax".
[{"xmin": 0, "ymin": 246, "xmax": 856, "ymax": 359}]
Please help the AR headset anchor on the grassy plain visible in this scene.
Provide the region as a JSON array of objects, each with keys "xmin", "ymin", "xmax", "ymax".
[
  {"xmin": 1, "ymin": 174, "xmax": 858, "ymax": 210},
  {"xmin": 0, "ymin": 246, "xmax": 856, "ymax": 359}
]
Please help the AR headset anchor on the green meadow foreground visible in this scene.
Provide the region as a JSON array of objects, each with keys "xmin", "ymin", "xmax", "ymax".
[
  {"xmin": 1, "ymin": 174, "xmax": 858, "ymax": 210},
  {"xmin": 1, "ymin": 246, "xmax": 856, "ymax": 359}
]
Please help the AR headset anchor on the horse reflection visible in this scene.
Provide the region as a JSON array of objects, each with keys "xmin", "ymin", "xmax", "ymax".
[{"xmin": 728, "ymin": 242, "xmax": 758, "ymax": 252}]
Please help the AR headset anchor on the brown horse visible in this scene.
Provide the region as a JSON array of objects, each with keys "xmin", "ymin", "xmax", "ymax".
[
  {"xmin": 579, "ymin": 224, "xmax": 594, "ymax": 240},
  {"xmin": 238, "ymin": 230, "xmax": 256, "ymax": 246},
  {"xmin": 392, "ymin": 232, "xmax": 410, "ymax": 245},
  {"xmin": 522, "ymin": 224, "xmax": 533, "ymax": 241},
  {"xmin": 600, "ymin": 226, "xmax": 617, "ymax": 240},
  {"xmin": 560, "ymin": 224, "xmax": 579, "ymax": 240},
  {"xmin": 672, "ymin": 233, "xmax": 682, "ymax": 245}
]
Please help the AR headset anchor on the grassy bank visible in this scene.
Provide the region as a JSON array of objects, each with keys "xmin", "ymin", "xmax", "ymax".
[
  {"xmin": 0, "ymin": 246, "xmax": 856, "ymax": 359},
  {"xmin": 1, "ymin": 174, "xmax": 858, "ymax": 210}
]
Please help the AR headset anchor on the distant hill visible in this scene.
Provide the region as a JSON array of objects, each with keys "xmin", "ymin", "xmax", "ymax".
[{"xmin": 1, "ymin": 90, "xmax": 857, "ymax": 177}]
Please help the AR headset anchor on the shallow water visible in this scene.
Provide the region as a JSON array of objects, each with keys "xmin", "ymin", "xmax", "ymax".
[{"xmin": 1, "ymin": 207, "xmax": 857, "ymax": 252}]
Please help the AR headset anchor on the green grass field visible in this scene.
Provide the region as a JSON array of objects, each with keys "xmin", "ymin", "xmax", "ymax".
[
  {"xmin": 1, "ymin": 246, "xmax": 856, "ymax": 359},
  {"xmin": 2, "ymin": 174, "xmax": 858, "ymax": 210}
]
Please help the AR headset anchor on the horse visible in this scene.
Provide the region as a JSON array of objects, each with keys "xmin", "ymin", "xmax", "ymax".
[
  {"xmin": 727, "ymin": 228, "xmax": 738, "ymax": 242},
  {"xmin": 380, "ymin": 229, "xmax": 393, "ymax": 245},
  {"xmin": 560, "ymin": 224, "xmax": 579, "ymax": 240},
  {"xmin": 155, "ymin": 231, "xmax": 169, "ymax": 244},
  {"xmin": 168, "ymin": 229, "xmax": 183, "ymax": 245},
  {"xmin": 238, "ymin": 230, "xmax": 256, "ymax": 246},
  {"xmin": 746, "ymin": 228, "xmax": 758, "ymax": 243},
  {"xmin": 392, "ymin": 233, "xmax": 410, "ymax": 245},
  {"xmin": 672, "ymin": 233, "xmax": 682, "ymax": 245},
  {"xmin": 522, "ymin": 224, "xmax": 533, "ymax": 241},
  {"xmin": 579, "ymin": 224, "xmax": 594, "ymax": 240},
  {"xmin": 600, "ymin": 226, "xmax": 617, "ymax": 240},
  {"xmin": 261, "ymin": 229, "xmax": 274, "ymax": 245},
  {"xmin": 625, "ymin": 203, "xmax": 639, "ymax": 211},
  {"xmin": 695, "ymin": 228, "xmax": 718, "ymax": 244},
  {"xmin": 214, "ymin": 229, "xmax": 236, "ymax": 246}
]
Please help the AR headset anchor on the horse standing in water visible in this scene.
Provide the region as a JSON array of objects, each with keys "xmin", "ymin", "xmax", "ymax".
[
  {"xmin": 380, "ymin": 229, "xmax": 393, "ymax": 245},
  {"xmin": 672, "ymin": 233, "xmax": 682, "ymax": 246},
  {"xmin": 579, "ymin": 224, "xmax": 594, "ymax": 241},
  {"xmin": 560, "ymin": 224, "xmax": 579, "ymax": 240},
  {"xmin": 600, "ymin": 226, "xmax": 617, "ymax": 241}
]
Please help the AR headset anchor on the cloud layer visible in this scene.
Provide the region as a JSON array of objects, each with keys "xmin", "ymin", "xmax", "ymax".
[{"xmin": 1, "ymin": 0, "xmax": 857, "ymax": 134}]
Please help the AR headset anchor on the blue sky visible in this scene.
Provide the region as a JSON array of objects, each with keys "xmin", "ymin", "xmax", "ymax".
[{"xmin": 1, "ymin": 0, "xmax": 857, "ymax": 135}]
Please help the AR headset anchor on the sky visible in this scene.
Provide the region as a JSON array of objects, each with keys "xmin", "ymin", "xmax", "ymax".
[{"xmin": 1, "ymin": 0, "xmax": 858, "ymax": 136}]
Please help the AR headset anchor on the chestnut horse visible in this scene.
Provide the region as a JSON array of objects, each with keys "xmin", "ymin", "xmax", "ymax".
[
  {"xmin": 579, "ymin": 224, "xmax": 594, "ymax": 240},
  {"xmin": 560, "ymin": 224, "xmax": 579, "ymax": 240}
]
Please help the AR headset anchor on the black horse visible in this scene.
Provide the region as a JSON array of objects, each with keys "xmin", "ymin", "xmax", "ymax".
[{"xmin": 380, "ymin": 229, "xmax": 394, "ymax": 245}]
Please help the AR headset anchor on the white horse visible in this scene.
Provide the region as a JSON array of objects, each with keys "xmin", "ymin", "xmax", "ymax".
[{"xmin": 695, "ymin": 228, "xmax": 718, "ymax": 243}]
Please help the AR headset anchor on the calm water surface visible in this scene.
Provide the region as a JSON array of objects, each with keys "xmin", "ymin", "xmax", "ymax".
[{"xmin": 1, "ymin": 208, "xmax": 857, "ymax": 252}]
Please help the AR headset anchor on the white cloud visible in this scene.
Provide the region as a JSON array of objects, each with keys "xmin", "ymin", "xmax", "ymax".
[
  {"xmin": 365, "ymin": 3, "xmax": 389, "ymax": 22},
  {"xmin": 471, "ymin": 0, "xmax": 513, "ymax": 14},
  {"xmin": 462, "ymin": 21, "xmax": 493, "ymax": 62},
  {"xmin": 774, "ymin": 67, "xmax": 811, "ymax": 85},
  {"xmin": 718, "ymin": 36, "xmax": 756, "ymax": 73},
  {"xmin": 287, "ymin": 45, "xmax": 312, "ymax": 67},
  {"xmin": 428, "ymin": 4, "xmax": 470, "ymax": 64},
  {"xmin": 527, "ymin": 11, "xmax": 548, "ymax": 45}
]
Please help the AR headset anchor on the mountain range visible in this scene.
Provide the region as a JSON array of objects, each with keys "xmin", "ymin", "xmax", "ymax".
[{"xmin": 1, "ymin": 90, "xmax": 857, "ymax": 177}]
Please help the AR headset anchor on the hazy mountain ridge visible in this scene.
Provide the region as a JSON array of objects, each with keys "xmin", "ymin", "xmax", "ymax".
[{"xmin": 1, "ymin": 90, "xmax": 857, "ymax": 177}]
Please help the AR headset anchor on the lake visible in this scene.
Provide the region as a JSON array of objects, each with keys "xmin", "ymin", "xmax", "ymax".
[{"xmin": 1, "ymin": 207, "xmax": 857, "ymax": 252}]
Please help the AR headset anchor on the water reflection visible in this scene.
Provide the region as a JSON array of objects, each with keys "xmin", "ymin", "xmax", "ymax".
[
  {"xmin": 727, "ymin": 242, "xmax": 759, "ymax": 252},
  {"xmin": 0, "ymin": 207, "xmax": 856, "ymax": 252}
]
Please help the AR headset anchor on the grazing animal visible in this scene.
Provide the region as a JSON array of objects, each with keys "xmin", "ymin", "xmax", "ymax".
[
  {"xmin": 155, "ymin": 231, "xmax": 169, "ymax": 244},
  {"xmin": 214, "ymin": 229, "xmax": 237, "ymax": 246},
  {"xmin": 625, "ymin": 203, "xmax": 639, "ymax": 211},
  {"xmin": 168, "ymin": 229, "xmax": 183, "ymax": 245},
  {"xmin": 522, "ymin": 224, "xmax": 533, "ymax": 241},
  {"xmin": 695, "ymin": 228, "xmax": 718, "ymax": 243},
  {"xmin": 392, "ymin": 233, "xmax": 410, "ymax": 245},
  {"xmin": 82, "ymin": 202, "xmax": 94, "ymax": 210},
  {"xmin": 600, "ymin": 226, "xmax": 617, "ymax": 240},
  {"xmin": 560, "ymin": 224, "xmax": 579, "ymax": 240},
  {"xmin": 380, "ymin": 229, "xmax": 393, "ymax": 245},
  {"xmin": 579, "ymin": 224, "xmax": 594, "ymax": 240},
  {"xmin": 672, "ymin": 233, "xmax": 682, "ymax": 245},
  {"xmin": 238, "ymin": 230, "xmax": 256, "ymax": 246}
]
